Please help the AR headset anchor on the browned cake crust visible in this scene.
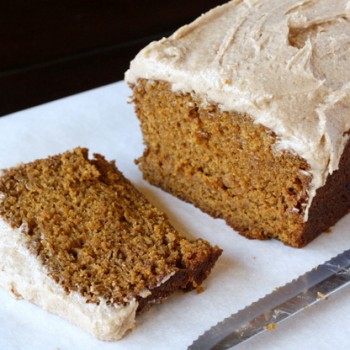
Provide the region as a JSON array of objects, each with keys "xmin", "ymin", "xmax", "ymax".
[
  {"xmin": 131, "ymin": 79, "xmax": 350, "ymax": 247},
  {"xmin": 301, "ymin": 138, "xmax": 350, "ymax": 246},
  {"xmin": 0, "ymin": 148, "xmax": 222, "ymax": 311}
]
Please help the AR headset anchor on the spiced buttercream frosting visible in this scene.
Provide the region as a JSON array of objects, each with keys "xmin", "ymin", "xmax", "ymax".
[{"xmin": 125, "ymin": 0, "xmax": 350, "ymax": 219}]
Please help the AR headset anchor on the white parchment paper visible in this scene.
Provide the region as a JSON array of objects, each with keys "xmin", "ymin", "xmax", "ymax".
[{"xmin": 0, "ymin": 81, "xmax": 349, "ymax": 350}]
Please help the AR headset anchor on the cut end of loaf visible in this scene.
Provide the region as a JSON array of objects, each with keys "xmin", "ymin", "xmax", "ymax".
[{"xmin": 131, "ymin": 79, "xmax": 350, "ymax": 248}]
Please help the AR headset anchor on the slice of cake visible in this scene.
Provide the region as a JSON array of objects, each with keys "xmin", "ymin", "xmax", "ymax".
[
  {"xmin": 125, "ymin": 0, "xmax": 350, "ymax": 247},
  {"xmin": 0, "ymin": 148, "xmax": 221, "ymax": 340}
]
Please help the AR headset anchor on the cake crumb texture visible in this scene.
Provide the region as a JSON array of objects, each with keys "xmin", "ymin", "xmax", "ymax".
[
  {"xmin": 132, "ymin": 80, "xmax": 350, "ymax": 247},
  {"xmin": 0, "ymin": 148, "xmax": 221, "ymax": 308}
]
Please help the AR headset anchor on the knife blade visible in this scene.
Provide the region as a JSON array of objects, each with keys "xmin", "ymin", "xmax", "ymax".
[{"xmin": 188, "ymin": 249, "xmax": 350, "ymax": 350}]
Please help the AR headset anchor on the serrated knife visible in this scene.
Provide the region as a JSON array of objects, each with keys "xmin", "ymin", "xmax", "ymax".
[{"xmin": 188, "ymin": 249, "xmax": 350, "ymax": 350}]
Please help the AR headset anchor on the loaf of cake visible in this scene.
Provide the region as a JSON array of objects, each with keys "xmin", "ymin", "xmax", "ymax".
[
  {"xmin": 125, "ymin": 0, "xmax": 350, "ymax": 247},
  {"xmin": 0, "ymin": 148, "xmax": 221, "ymax": 340}
]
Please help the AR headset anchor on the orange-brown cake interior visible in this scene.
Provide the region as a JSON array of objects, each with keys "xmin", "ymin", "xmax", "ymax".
[
  {"xmin": 0, "ymin": 148, "xmax": 221, "ymax": 309},
  {"xmin": 131, "ymin": 79, "xmax": 350, "ymax": 247}
]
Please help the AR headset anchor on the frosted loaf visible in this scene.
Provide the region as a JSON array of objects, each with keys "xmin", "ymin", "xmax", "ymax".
[{"xmin": 126, "ymin": 0, "xmax": 350, "ymax": 247}]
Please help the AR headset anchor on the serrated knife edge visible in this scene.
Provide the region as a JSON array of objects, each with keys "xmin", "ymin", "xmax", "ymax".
[{"xmin": 188, "ymin": 249, "xmax": 350, "ymax": 350}]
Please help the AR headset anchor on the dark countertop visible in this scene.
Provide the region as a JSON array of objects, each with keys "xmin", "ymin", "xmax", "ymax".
[{"xmin": 0, "ymin": 1, "xmax": 226, "ymax": 116}]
